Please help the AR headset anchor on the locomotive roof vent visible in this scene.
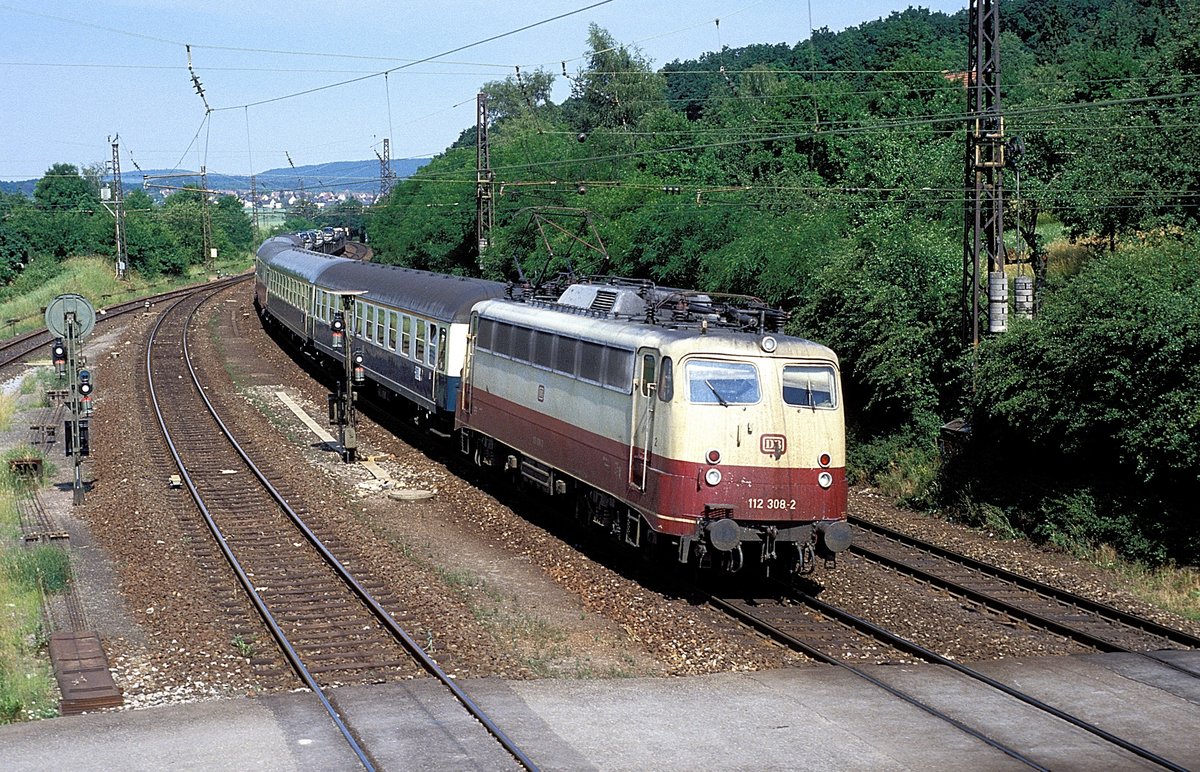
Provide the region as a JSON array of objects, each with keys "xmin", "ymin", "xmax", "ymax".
[{"xmin": 557, "ymin": 284, "xmax": 647, "ymax": 317}]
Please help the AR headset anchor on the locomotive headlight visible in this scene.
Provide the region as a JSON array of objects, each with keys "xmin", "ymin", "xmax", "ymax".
[
  {"xmin": 818, "ymin": 471, "xmax": 833, "ymax": 489},
  {"xmin": 818, "ymin": 452, "xmax": 831, "ymax": 468},
  {"xmin": 704, "ymin": 468, "xmax": 723, "ymax": 487},
  {"xmin": 760, "ymin": 335, "xmax": 778, "ymax": 353}
]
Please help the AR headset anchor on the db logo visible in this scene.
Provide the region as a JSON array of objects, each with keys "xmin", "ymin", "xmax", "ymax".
[{"xmin": 760, "ymin": 434, "xmax": 786, "ymax": 459}]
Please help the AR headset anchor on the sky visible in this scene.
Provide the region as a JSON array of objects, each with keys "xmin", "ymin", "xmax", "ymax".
[{"xmin": 0, "ymin": 0, "xmax": 967, "ymax": 181}]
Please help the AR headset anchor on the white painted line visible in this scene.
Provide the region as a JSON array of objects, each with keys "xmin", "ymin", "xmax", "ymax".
[{"xmin": 274, "ymin": 391, "xmax": 335, "ymax": 443}]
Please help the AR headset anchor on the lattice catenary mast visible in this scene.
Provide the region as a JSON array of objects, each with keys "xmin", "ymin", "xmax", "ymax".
[
  {"xmin": 476, "ymin": 93, "xmax": 495, "ymax": 256},
  {"xmin": 962, "ymin": 0, "xmax": 1008, "ymax": 345}
]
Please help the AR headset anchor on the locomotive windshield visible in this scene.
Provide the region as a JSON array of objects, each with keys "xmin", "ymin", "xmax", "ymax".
[
  {"xmin": 782, "ymin": 364, "xmax": 838, "ymax": 408},
  {"xmin": 685, "ymin": 359, "xmax": 761, "ymax": 405}
]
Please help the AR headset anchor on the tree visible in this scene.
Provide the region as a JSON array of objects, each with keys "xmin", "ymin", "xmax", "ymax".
[
  {"xmin": 481, "ymin": 68, "xmax": 556, "ymax": 124},
  {"xmin": 34, "ymin": 164, "xmax": 96, "ymax": 213},
  {"xmin": 566, "ymin": 24, "xmax": 664, "ymax": 132}
]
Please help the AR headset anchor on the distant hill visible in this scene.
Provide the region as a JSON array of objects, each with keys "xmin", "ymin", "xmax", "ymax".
[{"xmin": 0, "ymin": 158, "xmax": 430, "ymax": 197}]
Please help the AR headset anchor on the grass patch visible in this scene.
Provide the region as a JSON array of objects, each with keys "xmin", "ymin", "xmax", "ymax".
[
  {"xmin": 1089, "ymin": 545, "xmax": 1200, "ymax": 623},
  {"xmin": 0, "ymin": 391, "xmax": 15, "ymax": 433},
  {"xmin": 4, "ymin": 547, "xmax": 72, "ymax": 595},
  {"xmin": 0, "ymin": 253, "xmax": 253, "ymax": 341},
  {"xmin": 0, "ymin": 491, "xmax": 59, "ymax": 722},
  {"xmin": 0, "ymin": 448, "xmax": 51, "ymax": 493}
]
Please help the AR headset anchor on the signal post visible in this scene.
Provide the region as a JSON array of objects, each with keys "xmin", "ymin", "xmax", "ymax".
[
  {"xmin": 327, "ymin": 291, "xmax": 366, "ymax": 463},
  {"xmin": 45, "ymin": 294, "xmax": 96, "ymax": 504}
]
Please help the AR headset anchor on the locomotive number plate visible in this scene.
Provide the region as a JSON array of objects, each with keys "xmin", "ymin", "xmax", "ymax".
[{"xmin": 747, "ymin": 498, "xmax": 796, "ymax": 510}]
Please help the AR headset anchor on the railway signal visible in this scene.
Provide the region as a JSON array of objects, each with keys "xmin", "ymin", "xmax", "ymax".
[
  {"xmin": 79, "ymin": 369, "xmax": 94, "ymax": 415},
  {"xmin": 331, "ymin": 311, "xmax": 345, "ymax": 349},
  {"xmin": 44, "ymin": 294, "xmax": 97, "ymax": 504},
  {"xmin": 52, "ymin": 339, "xmax": 66, "ymax": 375}
]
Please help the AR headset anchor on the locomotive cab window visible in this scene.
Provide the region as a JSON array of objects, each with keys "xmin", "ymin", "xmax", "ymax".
[
  {"xmin": 685, "ymin": 359, "xmax": 761, "ymax": 405},
  {"xmin": 658, "ymin": 357, "xmax": 673, "ymax": 402},
  {"xmin": 640, "ymin": 354, "xmax": 657, "ymax": 397},
  {"xmin": 782, "ymin": 364, "xmax": 838, "ymax": 409}
]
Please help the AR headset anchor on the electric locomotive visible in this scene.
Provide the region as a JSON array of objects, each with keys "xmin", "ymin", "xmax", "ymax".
[{"xmin": 456, "ymin": 278, "xmax": 850, "ymax": 574}]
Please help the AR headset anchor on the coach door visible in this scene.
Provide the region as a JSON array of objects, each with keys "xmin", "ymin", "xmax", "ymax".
[{"xmin": 628, "ymin": 348, "xmax": 659, "ymax": 491}]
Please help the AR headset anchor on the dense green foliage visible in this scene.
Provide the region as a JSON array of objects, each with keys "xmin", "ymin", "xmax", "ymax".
[
  {"xmin": 969, "ymin": 237, "xmax": 1199, "ymax": 562},
  {"xmin": 365, "ymin": 0, "xmax": 1197, "ymax": 564},
  {"xmin": 0, "ymin": 166, "xmax": 254, "ymax": 281}
]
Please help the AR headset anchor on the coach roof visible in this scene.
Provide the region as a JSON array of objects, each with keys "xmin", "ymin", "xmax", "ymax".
[
  {"xmin": 319, "ymin": 262, "xmax": 510, "ymax": 324},
  {"xmin": 257, "ymin": 238, "xmax": 351, "ymax": 284}
]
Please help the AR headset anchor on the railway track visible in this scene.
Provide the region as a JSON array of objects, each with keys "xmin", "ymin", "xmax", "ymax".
[
  {"xmin": 848, "ymin": 516, "xmax": 1200, "ymax": 673},
  {"xmin": 146, "ymin": 288, "xmax": 536, "ymax": 771},
  {"xmin": 710, "ymin": 584, "xmax": 1190, "ymax": 771}
]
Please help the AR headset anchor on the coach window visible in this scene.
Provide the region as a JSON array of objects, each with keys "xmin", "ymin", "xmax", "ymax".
[
  {"xmin": 375, "ymin": 308, "xmax": 385, "ymax": 345},
  {"xmin": 415, "ymin": 319, "xmax": 427, "ymax": 363},
  {"xmin": 388, "ymin": 311, "xmax": 398, "ymax": 350},
  {"xmin": 640, "ymin": 354, "xmax": 657, "ymax": 397},
  {"xmin": 658, "ymin": 357, "xmax": 674, "ymax": 402},
  {"xmin": 426, "ymin": 325, "xmax": 438, "ymax": 366}
]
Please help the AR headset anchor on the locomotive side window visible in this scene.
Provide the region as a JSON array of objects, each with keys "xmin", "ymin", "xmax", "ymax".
[
  {"xmin": 533, "ymin": 331, "xmax": 555, "ymax": 370},
  {"xmin": 493, "ymin": 322, "xmax": 512, "ymax": 356},
  {"xmin": 685, "ymin": 360, "xmax": 761, "ymax": 405},
  {"xmin": 579, "ymin": 341, "xmax": 605, "ymax": 384},
  {"xmin": 782, "ymin": 364, "xmax": 838, "ymax": 408},
  {"xmin": 658, "ymin": 357, "xmax": 674, "ymax": 402},
  {"xmin": 476, "ymin": 316, "xmax": 493, "ymax": 350},
  {"xmin": 603, "ymin": 349, "xmax": 633, "ymax": 391},
  {"xmin": 556, "ymin": 337, "xmax": 578, "ymax": 373}
]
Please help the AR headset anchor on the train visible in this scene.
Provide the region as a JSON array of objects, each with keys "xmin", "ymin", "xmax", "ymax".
[{"xmin": 254, "ymin": 234, "xmax": 850, "ymax": 574}]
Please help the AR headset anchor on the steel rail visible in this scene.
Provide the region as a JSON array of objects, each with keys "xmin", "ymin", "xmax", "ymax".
[
  {"xmin": 849, "ymin": 538, "xmax": 1200, "ymax": 679},
  {"xmin": 792, "ymin": 587, "xmax": 1189, "ymax": 772},
  {"xmin": 147, "ymin": 291, "xmax": 376, "ymax": 770},
  {"xmin": 850, "ymin": 515, "xmax": 1200, "ymax": 650},
  {"xmin": 708, "ymin": 593, "xmax": 1050, "ymax": 770},
  {"xmin": 152, "ymin": 288, "xmax": 538, "ymax": 771}
]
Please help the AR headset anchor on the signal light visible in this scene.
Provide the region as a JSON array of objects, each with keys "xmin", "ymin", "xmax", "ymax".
[
  {"xmin": 52, "ymin": 339, "xmax": 66, "ymax": 363},
  {"xmin": 331, "ymin": 311, "xmax": 345, "ymax": 349},
  {"xmin": 352, "ymin": 350, "xmax": 365, "ymax": 384}
]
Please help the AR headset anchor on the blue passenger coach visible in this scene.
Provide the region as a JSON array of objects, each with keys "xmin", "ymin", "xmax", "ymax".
[{"xmin": 255, "ymin": 235, "xmax": 509, "ymax": 423}]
